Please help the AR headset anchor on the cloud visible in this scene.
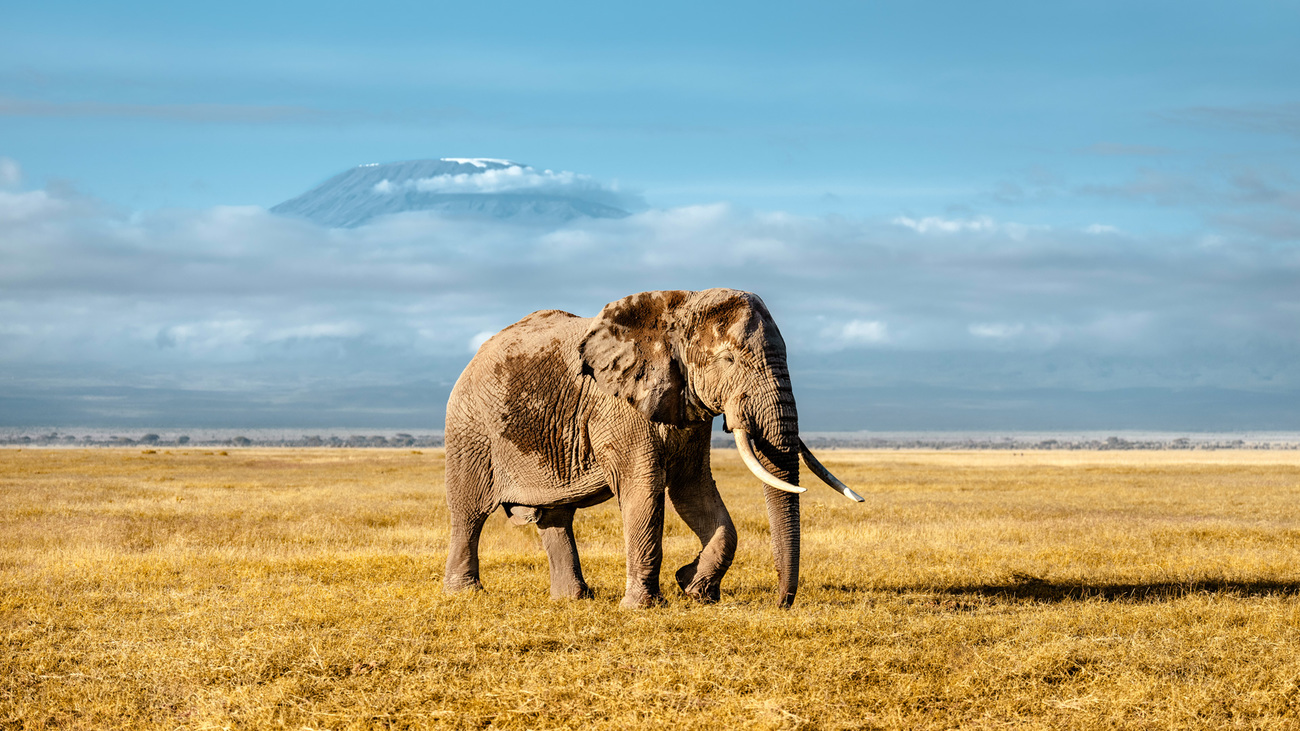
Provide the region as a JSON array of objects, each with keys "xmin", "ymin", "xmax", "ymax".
[
  {"xmin": 1082, "ymin": 142, "xmax": 1171, "ymax": 156},
  {"xmin": 153, "ymin": 320, "xmax": 259, "ymax": 358},
  {"xmin": 827, "ymin": 320, "xmax": 889, "ymax": 348},
  {"xmin": 969, "ymin": 322, "xmax": 1024, "ymax": 339},
  {"xmin": 891, "ymin": 215, "xmax": 1045, "ymax": 240},
  {"xmin": 0, "ymin": 189, "xmax": 67, "ymax": 222},
  {"xmin": 1071, "ymin": 164, "xmax": 1300, "ymax": 241},
  {"xmin": 0, "ymin": 96, "xmax": 339, "ymax": 124},
  {"xmin": 1163, "ymin": 103, "xmax": 1300, "ymax": 139},
  {"xmin": 266, "ymin": 321, "xmax": 366, "ymax": 342},
  {"xmin": 1075, "ymin": 167, "xmax": 1205, "ymax": 206},
  {"xmin": 892, "ymin": 215, "xmax": 996, "ymax": 234},
  {"xmin": 468, "ymin": 331, "xmax": 496, "ymax": 352},
  {"xmin": 968, "ymin": 322, "xmax": 1062, "ymax": 349},
  {"xmin": 2, "ymin": 179, "xmax": 1299, "ymax": 416},
  {"xmin": 377, "ymin": 165, "xmax": 592, "ymax": 195},
  {"xmin": 0, "ymin": 158, "xmax": 20, "ymax": 188}
]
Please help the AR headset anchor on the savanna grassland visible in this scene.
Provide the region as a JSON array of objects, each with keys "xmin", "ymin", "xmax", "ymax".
[{"xmin": 4, "ymin": 448, "xmax": 1300, "ymax": 730}]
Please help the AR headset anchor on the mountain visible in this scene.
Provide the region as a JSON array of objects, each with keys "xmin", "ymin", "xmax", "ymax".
[{"xmin": 270, "ymin": 158, "xmax": 632, "ymax": 228}]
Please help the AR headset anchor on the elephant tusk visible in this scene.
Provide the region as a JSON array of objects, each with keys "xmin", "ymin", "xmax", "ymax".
[
  {"xmin": 733, "ymin": 428, "xmax": 806, "ymax": 494},
  {"xmin": 798, "ymin": 439, "xmax": 865, "ymax": 502}
]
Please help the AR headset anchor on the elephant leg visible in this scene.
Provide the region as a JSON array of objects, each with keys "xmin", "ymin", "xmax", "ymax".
[
  {"xmin": 445, "ymin": 512, "xmax": 490, "ymax": 592},
  {"xmin": 618, "ymin": 488, "xmax": 666, "ymax": 608},
  {"xmin": 668, "ymin": 476, "xmax": 737, "ymax": 603},
  {"xmin": 444, "ymin": 438, "xmax": 496, "ymax": 593},
  {"xmin": 536, "ymin": 506, "xmax": 592, "ymax": 600}
]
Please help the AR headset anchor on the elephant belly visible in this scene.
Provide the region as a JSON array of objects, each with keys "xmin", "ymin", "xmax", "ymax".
[{"xmin": 493, "ymin": 457, "xmax": 612, "ymax": 509}]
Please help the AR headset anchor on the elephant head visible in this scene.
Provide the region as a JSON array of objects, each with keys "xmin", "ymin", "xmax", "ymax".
[{"xmin": 578, "ymin": 288, "xmax": 861, "ymax": 607}]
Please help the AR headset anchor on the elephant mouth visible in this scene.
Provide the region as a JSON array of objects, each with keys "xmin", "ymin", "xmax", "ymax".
[{"xmin": 731, "ymin": 427, "xmax": 864, "ymax": 502}]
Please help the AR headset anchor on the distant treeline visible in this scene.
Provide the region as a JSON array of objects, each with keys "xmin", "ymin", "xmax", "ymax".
[{"xmin": 2, "ymin": 432, "xmax": 445, "ymax": 448}]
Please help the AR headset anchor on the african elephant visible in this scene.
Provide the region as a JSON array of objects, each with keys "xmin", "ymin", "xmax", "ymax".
[{"xmin": 443, "ymin": 288, "xmax": 861, "ymax": 608}]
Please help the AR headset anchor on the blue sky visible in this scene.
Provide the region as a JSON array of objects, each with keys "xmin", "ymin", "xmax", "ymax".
[{"xmin": 2, "ymin": 1, "xmax": 1299, "ymax": 429}]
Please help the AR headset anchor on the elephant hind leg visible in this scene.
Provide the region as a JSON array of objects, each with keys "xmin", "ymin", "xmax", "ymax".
[
  {"xmin": 536, "ymin": 506, "xmax": 592, "ymax": 600},
  {"xmin": 445, "ymin": 511, "xmax": 491, "ymax": 593},
  {"xmin": 444, "ymin": 437, "xmax": 496, "ymax": 593}
]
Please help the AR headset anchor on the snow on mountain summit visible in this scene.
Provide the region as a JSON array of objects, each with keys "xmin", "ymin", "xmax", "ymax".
[
  {"xmin": 270, "ymin": 158, "xmax": 631, "ymax": 228},
  {"xmin": 439, "ymin": 157, "xmax": 519, "ymax": 168}
]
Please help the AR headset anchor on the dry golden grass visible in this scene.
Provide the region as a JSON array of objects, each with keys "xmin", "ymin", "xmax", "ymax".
[{"xmin": 4, "ymin": 447, "xmax": 1300, "ymax": 729}]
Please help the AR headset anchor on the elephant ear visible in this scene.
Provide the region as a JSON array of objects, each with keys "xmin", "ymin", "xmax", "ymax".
[{"xmin": 579, "ymin": 290, "xmax": 690, "ymax": 425}]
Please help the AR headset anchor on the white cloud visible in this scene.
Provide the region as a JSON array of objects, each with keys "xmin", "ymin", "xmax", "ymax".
[
  {"xmin": 842, "ymin": 320, "xmax": 888, "ymax": 343},
  {"xmin": 0, "ymin": 158, "xmax": 20, "ymax": 188},
  {"xmin": 266, "ymin": 322, "xmax": 365, "ymax": 342},
  {"xmin": 892, "ymin": 214, "xmax": 1046, "ymax": 240},
  {"xmin": 967, "ymin": 322, "xmax": 1066, "ymax": 350},
  {"xmin": 468, "ymin": 330, "xmax": 496, "ymax": 353},
  {"xmin": 1085, "ymin": 223, "xmax": 1121, "ymax": 235},
  {"xmin": 374, "ymin": 164, "xmax": 608, "ymax": 196},
  {"xmin": 825, "ymin": 319, "xmax": 889, "ymax": 348},
  {"xmin": 154, "ymin": 319, "xmax": 259, "ymax": 358},
  {"xmin": 892, "ymin": 215, "xmax": 996, "ymax": 234},
  {"xmin": 0, "ymin": 190, "xmax": 66, "ymax": 222},
  {"xmin": 969, "ymin": 322, "xmax": 1025, "ymax": 339}
]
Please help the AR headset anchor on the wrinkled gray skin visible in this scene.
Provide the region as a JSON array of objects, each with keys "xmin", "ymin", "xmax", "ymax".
[{"xmin": 444, "ymin": 289, "xmax": 803, "ymax": 608}]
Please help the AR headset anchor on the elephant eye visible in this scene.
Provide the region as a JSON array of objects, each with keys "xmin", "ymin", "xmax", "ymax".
[{"xmin": 716, "ymin": 352, "xmax": 736, "ymax": 366}]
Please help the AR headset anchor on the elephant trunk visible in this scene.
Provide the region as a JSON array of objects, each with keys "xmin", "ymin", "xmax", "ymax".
[
  {"xmin": 728, "ymin": 375, "xmax": 802, "ymax": 608},
  {"xmin": 761, "ymin": 388, "xmax": 801, "ymax": 609},
  {"xmin": 764, "ymin": 484, "xmax": 801, "ymax": 608}
]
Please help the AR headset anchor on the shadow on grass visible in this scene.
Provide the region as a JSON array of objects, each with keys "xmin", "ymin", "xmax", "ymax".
[
  {"xmin": 812, "ymin": 575, "xmax": 1300, "ymax": 604},
  {"xmin": 936, "ymin": 575, "xmax": 1300, "ymax": 603}
]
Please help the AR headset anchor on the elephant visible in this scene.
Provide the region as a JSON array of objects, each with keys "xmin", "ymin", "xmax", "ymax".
[{"xmin": 443, "ymin": 288, "xmax": 861, "ymax": 608}]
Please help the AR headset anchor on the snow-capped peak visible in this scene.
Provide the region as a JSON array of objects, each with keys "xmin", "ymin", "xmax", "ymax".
[
  {"xmin": 271, "ymin": 158, "xmax": 633, "ymax": 227},
  {"xmin": 440, "ymin": 158, "xmax": 518, "ymax": 168}
]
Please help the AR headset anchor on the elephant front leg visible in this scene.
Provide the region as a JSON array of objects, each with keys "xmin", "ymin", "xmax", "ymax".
[
  {"xmin": 668, "ymin": 477, "xmax": 737, "ymax": 603},
  {"xmin": 535, "ymin": 506, "xmax": 592, "ymax": 600},
  {"xmin": 618, "ymin": 489, "xmax": 666, "ymax": 608}
]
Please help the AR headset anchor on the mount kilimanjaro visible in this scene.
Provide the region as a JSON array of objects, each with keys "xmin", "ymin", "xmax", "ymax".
[{"xmin": 270, "ymin": 158, "xmax": 632, "ymax": 228}]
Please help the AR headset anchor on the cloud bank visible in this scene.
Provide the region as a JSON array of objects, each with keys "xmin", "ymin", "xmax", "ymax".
[{"xmin": 2, "ymin": 174, "xmax": 1299, "ymax": 428}]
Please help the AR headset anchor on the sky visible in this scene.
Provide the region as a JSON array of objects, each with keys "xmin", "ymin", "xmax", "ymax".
[{"xmin": 2, "ymin": 1, "xmax": 1299, "ymax": 430}]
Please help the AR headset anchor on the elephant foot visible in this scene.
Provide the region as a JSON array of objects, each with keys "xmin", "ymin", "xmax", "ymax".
[
  {"xmin": 444, "ymin": 577, "xmax": 484, "ymax": 594},
  {"xmin": 683, "ymin": 581, "xmax": 720, "ymax": 604},
  {"xmin": 619, "ymin": 590, "xmax": 665, "ymax": 609},
  {"xmin": 550, "ymin": 583, "xmax": 594, "ymax": 601},
  {"xmin": 675, "ymin": 562, "xmax": 721, "ymax": 603}
]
